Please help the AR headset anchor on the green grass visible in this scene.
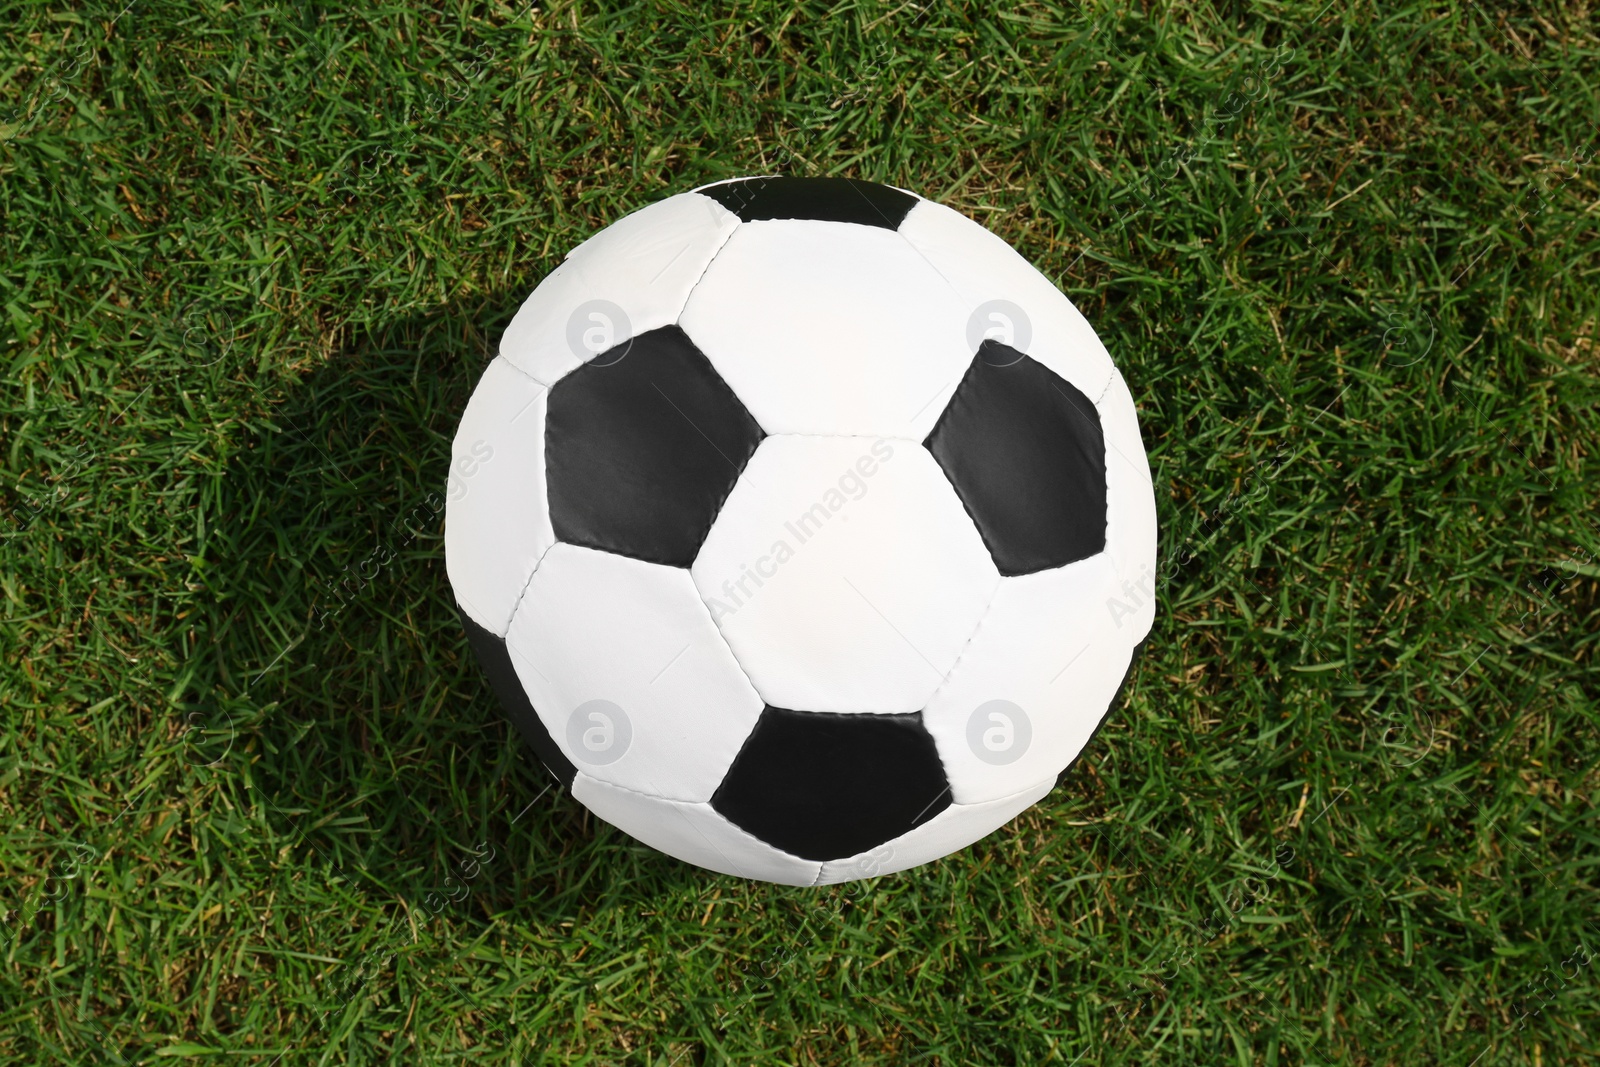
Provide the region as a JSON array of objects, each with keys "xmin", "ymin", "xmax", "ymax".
[{"xmin": 3, "ymin": 0, "xmax": 1598, "ymax": 1063}]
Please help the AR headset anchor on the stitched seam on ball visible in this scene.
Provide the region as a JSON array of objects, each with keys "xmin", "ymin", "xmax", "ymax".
[
  {"xmin": 680, "ymin": 564, "xmax": 796, "ymax": 877},
  {"xmin": 595, "ymin": 772, "xmax": 812, "ymax": 882},
  {"xmin": 1094, "ymin": 366, "xmax": 1117, "ymax": 406},
  {"xmin": 581, "ymin": 774, "xmax": 820, "ymax": 872},
  {"xmin": 1092, "ymin": 371, "xmax": 1117, "ymax": 557},
  {"xmin": 576, "ymin": 770, "xmax": 706, "ymax": 806},
  {"xmin": 893, "ymin": 221, "xmax": 987, "ymax": 438},
  {"xmin": 675, "ymin": 201, "xmax": 742, "ymax": 317},
  {"xmin": 985, "ymin": 778, "xmax": 1058, "ymax": 808},
  {"xmin": 913, "ymin": 574, "xmax": 1003, "ymax": 729},
  {"xmin": 895, "ymin": 210, "xmax": 965, "ymax": 303},
  {"xmin": 498, "ymin": 376, "xmax": 557, "ymax": 636},
  {"xmin": 1103, "ymin": 452, "xmax": 1111, "ymax": 562},
  {"xmin": 496, "ymin": 354, "xmax": 554, "ymax": 390},
  {"xmin": 765, "ymin": 432, "xmax": 927, "ymax": 441},
  {"xmin": 500, "ymin": 539, "xmax": 559, "ymax": 638},
  {"xmin": 689, "ymin": 576, "xmax": 773, "ymax": 711}
]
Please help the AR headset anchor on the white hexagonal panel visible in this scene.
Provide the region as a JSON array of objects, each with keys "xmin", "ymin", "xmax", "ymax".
[
  {"xmin": 921, "ymin": 553, "xmax": 1138, "ymax": 804},
  {"xmin": 504, "ymin": 543, "xmax": 764, "ymax": 802},
  {"xmin": 814, "ymin": 776, "xmax": 1055, "ymax": 884},
  {"xmin": 690, "ymin": 435, "xmax": 999, "ymax": 713},
  {"xmin": 444, "ymin": 356, "xmax": 555, "ymax": 635},
  {"xmin": 897, "ymin": 199, "xmax": 1116, "ymax": 408},
  {"xmin": 677, "ymin": 219, "xmax": 975, "ymax": 439},
  {"xmin": 573, "ymin": 774, "xmax": 820, "ymax": 886},
  {"xmin": 497, "ymin": 192, "xmax": 740, "ymax": 386}
]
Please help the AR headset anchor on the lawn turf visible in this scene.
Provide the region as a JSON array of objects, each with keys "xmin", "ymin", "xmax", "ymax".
[{"xmin": 2, "ymin": 1, "xmax": 1599, "ymax": 1064}]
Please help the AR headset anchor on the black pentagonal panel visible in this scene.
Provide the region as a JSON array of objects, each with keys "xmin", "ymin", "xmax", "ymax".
[
  {"xmin": 711, "ymin": 706, "xmax": 951, "ymax": 862},
  {"xmin": 546, "ymin": 325, "xmax": 765, "ymax": 568},
  {"xmin": 701, "ymin": 177, "xmax": 918, "ymax": 230},
  {"xmin": 924, "ymin": 342, "xmax": 1106, "ymax": 576},
  {"xmin": 460, "ymin": 607, "xmax": 576, "ymax": 786}
]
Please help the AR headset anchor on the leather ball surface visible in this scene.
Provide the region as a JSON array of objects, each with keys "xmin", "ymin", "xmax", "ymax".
[{"xmin": 445, "ymin": 177, "xmax": 1156, "ymax": 885}]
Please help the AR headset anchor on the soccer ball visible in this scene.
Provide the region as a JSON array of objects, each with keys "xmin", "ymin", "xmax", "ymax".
[{"xmin": 445, "ymin": 177, "xmax": 1156, "ymax": 886}]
